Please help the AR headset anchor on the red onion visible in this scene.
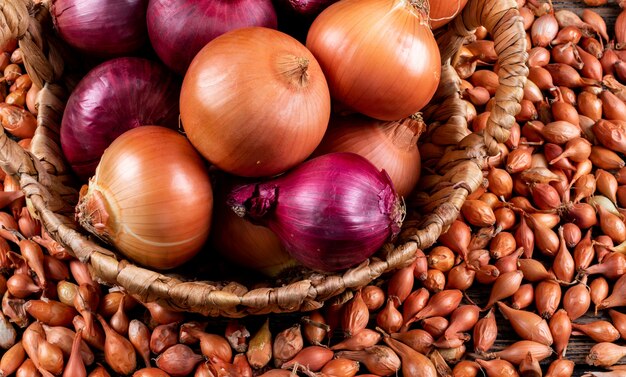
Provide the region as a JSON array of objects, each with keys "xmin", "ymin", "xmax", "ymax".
[
  {"xmin": 51, "ymin": 0, "xmax": 148, "ymax": 57},
  {"xmin": 147, "ymin": 0, "xmax": 277, "ymax": 75},
  {"xmin": 280, "ymin": 0, "xmax": 339, "ymax": 16},
  {"xmin": 60, "ymin": 57, "xmax": 180, "ymax": 180},
  {"xmin": 227, "ymin": 152, "xmax": 404, "ymax": 272}
]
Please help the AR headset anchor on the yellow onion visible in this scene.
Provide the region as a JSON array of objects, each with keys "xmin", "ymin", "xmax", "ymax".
[
  {"xmin": 306, "ymin": 0, "xmax": 441, "ymax": 120},
  {"xmin": 76, "ymin": 126, "xmax": 213, "ymax": 270},
  {"xmin": 313, "ymin": 113, "xmax": 422, "ymax": 197}
]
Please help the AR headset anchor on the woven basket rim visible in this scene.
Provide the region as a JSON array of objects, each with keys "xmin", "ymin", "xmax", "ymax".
[{"xmin": 0, "ymin": 0, "xmax": 528, "ymax": 317}]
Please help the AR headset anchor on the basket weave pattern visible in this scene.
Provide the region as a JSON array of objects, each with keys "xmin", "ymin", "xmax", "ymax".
[{"xmin": 0, "ymin": 0, "xmax": 527, "ymax": 317}]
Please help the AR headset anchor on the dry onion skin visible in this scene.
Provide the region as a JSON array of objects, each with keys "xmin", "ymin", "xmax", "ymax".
[
  {"xmin": 76, "ymin": 126, "xmax": 213, "ymax": 270},
  {"xmin": 180, "ymin": 26, "xmax": 330, "ymax": 178},
  {"xmin": 306, "ymin": 0, "xmax": 441, "ymax": 121}
]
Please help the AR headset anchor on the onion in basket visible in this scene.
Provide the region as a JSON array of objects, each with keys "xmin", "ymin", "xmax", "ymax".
[
  {"xmin": 147, "ymin": 0, "xmax": 277, "ymax": 75},
  {"xmin": 180, "ymin": 26, "xmax": 330, "ymax": 178},
  {"xmin": 60, "ymin": 57, "xmax": 180, "ymax": 180},
  {"xmin": 312, "ymin": 114, "xmax": 423, "ymax": 197},
  {"xmin": 306, "ymin": 0, "xmax": 441, "ymax": 121},
  {"xmin": 75, "ymin": 126, "xmax": 213, "ymax": 270},
  {"xmin": 227, "ymin": 152, "xmax": 404, "ymax": 272},
  {"xmin": 51, "ymin": 0, "xmax": 148, "ymax": 57}
]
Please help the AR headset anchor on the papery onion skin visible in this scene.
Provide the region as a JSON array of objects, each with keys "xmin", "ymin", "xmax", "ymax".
[
  {"xmin": 76, "ymin": 126, "xmax": 213, "ymax": 270},
  {"xmin": 60, "ymin": 57, "xmax": 180, "ymax": 180},
  {"xmin": 306, "ymin": 0, "xmax": 441, "ymax": 121},
  {"xmin": 147, "ymin": 0, "xmax": 277, "ymax": 75},
  {"xmin": 313, "ymin": 114, "xmax": 422, "ymax": 197},
  {"xmin": 181, "ymin": 27, "xmax": 330, "ymax": 177},
  {"xmin": 227, "ymin": 152, "xmax": 403, "ymax": 272},
  {"xmin": 51, "ymin": 0, "xmax": 148, "ymax": 57}
]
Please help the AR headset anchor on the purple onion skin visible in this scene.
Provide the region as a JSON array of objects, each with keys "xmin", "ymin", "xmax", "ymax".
[
  {"xmin": 60, "ymin": 57, "xmax": 180, "ymax": 180},
  {"xmin": 147, "ymin": 0, "xmax": 277, "ymax": 75},
  {"xmin": 228, "ymin": 152, "xmax": 404, "ymax": 272},
  {"xmin": 52, "ymin": 0, "xmax": 148, "ymax": 58},
  {"xmin": 282, "ymin": 0, "xmax": 339, "ymax": 16}
]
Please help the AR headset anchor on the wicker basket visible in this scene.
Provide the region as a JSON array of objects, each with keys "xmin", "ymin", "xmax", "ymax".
[{"xmin": 0, "ymin": 0, "xmax": 528, "ymax": 317}]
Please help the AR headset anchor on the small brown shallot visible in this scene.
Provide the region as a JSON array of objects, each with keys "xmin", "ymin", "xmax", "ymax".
[
  {"xmin": 549, "ymin": 309, "xmax": 571, "ymax": 358},
  {"xmin": 473, "ymin": 308, "xmax": 497, "ymax": 354},
  {"xmin": 302, "ymin": 311, "xmax": 327, "ymax": 346},
  {"xmin": 532, "ymin": 11, "xmax": 559, "ymax": 47},
  {"xmin": 609, "ymin": 309, "xmax": 626, "ymax": 340},
  {"xmin": 330, "ymin": 328, "xmax": 382, "ymax": 351},
  {"xmin": 562, "ymin": 223, "xmax": 581, "ymax": 248},
  {"xmin": 25, "ymin": 299, "xmax": 77, "ymax": 327},
  {"xmin": 404, "ymin": 289, "xmax": 462, "ymax": 328},
  {"xmin": 155, "ymin": 344, "xmax": 204, "ymax": 377},
  {"xmin": 342, "ymin": 291, "xmax": 369, "ymax": 337},
  {"xmin": 96, "ymin": 314, "xmax": 136, "ymax": 375},
  {"xmin": 389, "ymin": 329, "xmax": 433, "ymax": 355},
  {"xmin": 421, "ymin": 317, "xmax": 449, "ymax": 339},
  {"xmin": 129, "ymin": 319, "xmax": 151, "ymax": 368},
  {"xmin": 585, "ymin": 252, "xmax": 626, "ymax": 280},
  {"xmin": 586, "ymin": 343, "xmax": 626, "ymax": 367},
  {"xmin": 599, "ymin": 273, "xmax": 626, "ymax": 310},
  {"xmin": 461, "ymin": 200, "xmax": 496, "ymax": 227},
  {"xmin": 443, "ymin": 305, "xmax": 480, "ymax": 340},
  {"xmin": 401, "ymin": 288, "xmax": 429, "ymax": 325},
  {"xmin": 376, "ymin": 297, "xmax": 403, "ymax": 334},
  {"xmin": 0, "ymin": 342, "xmax": 25, "ymax": 376},
  {"xmin": 452, "ymin": 360, "xmax": 480, "ymax": 377},
  {"xmin": 273, "ymin": 324, "xmax": 302, "ymax": 367},
  {"xmin": 562, "ymin": 277, "xmax": 591, "ymax": 321},
  {"xmin": 497, "ymin": 302, "xmax": 553, "ymax": 345},
  {"xmin": 381, "ymin": 331, "xmax": 437, "ymax": 377},
  {"xmin": 486, "ymin": 340, "xmax": 553, "ymax": 365},
  {"xmin": 545, "ymin": 359, "xmax": 575, "ymax": 377},
  {"xmin": 572, "ymin": 320, "xmax": 621, "ymax": 343},
  {"xmin": 519, "ymin": 352, "xmax": 542, "ymax": 377},
  {"xmin": 319, "ymin": 358, "xmax": 359, "ymax": 377},
  {"xmin": 361, "ymin": 285, "xmax": 385, "ymax": 311},
  {"xmin": 63, "ymin": 329, "xmax": 86, "ymax": 377},
  {"xmin": 536, "ymin": 280, "xmax": 561, "ymax": 318},
  {"xmin": 387, "ymin": 261, "xmax": 415, "ymax": 304},
  {"xmin": 553, "ymin": 227, "xmax": 575, "ymax": 283},
  {"xmin": 512, "ymin": 284, "xmax": 535, "ymax": 310},
  {"xmin": 306, "ymin": 346, "xmax": 358, "ymax": 373},
  {"xmin": 150, "ymin": 322, "xmax": 179, "ymax": 355},
  {"xmin": 475, "ymin": 358, "xmax": 518, "ymax": 377},
  {"xmin": 574, "ymin": 230, "xmax": 595, "ymax": 271}
]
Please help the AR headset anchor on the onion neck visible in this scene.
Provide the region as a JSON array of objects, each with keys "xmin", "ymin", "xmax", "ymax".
[
  {"xmin": 278, "ymin": 55, "xmax": 310, "ymax": 88},
  {"xmin": 228, "ymin": 183, "xmax": 278, "ymax": 222},
  {"xmin": 406, "ymin": 0, "xmax": 429, "ymax": 23},
  {"xmin": 382, "ymin": 115, "xmax": 424, "ymax": 152},
  {"xmin": 75, "ymin": 183, "xmax": 116, "ymax": 245},
  {"xmin": 379, "ymin": 181, "xmax": 405, "ymax": 238}
]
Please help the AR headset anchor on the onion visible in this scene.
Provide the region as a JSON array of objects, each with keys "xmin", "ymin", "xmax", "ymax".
[
  {"xmin": 306, "ymin": 0, "xmax": 441, "ymax": 121},
  {"xmin": 147, "ymin": 0, "xmax": 277, "ymax": 74},
  {"xmin": 180, "ymin": 27, "xmax": 330, "ymax": 177},
  {"xmin": 313, "ymin": 114, "xmax": 422, "ymax": 197},
  {"xmin": 429, "ymin": 0, "xmax": 469, "ymax": 29},
  {"xmin": 60, "ymin": 57, "xmax": 180, "ymax": 180},
  {"xmin": 76, "ymin": 126, "xmax": 213, "ymax": 270},
  {"xmin": 51, "ymin": 0, "xmax": 147, "ymax": 57},
  {"xmin": 227, "ymin": 152, "xmax": 403, "ymax": 272}
]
